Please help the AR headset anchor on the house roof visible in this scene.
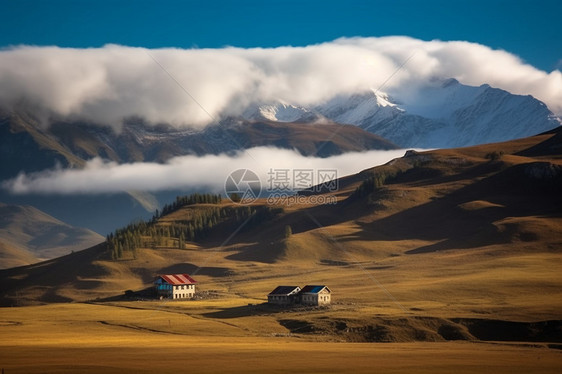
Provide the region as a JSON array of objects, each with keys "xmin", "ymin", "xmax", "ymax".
[
  {"xmin": 299, "ymin": 285, "xmax": 330, "ymax": 294},
  {"xmin": 157, "ymin": 274, "xmax": 197, "ymax": 285},
  {"xmin": 268, "ymin": 286, "xmax": 301, "ymax": 296}
]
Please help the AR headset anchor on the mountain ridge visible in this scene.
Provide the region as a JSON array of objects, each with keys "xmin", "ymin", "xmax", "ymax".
[
  {"xmin": 244, "ymin": 79, "xmax": 561, "ymax": 148},
  {"xmin": 1, "ymin": 128, "xmax": 560, "ymax": 306},
  {"xmin": 0, "ymin": 109, "xmax": 398, "ymax": 234},
  {"xmin": 0, "ymin": 110, "xmax": 398, "ymax": 182},
  {"xmin": 0, "ymin": 202, "xmax": 104, "ymax": 269},
  {"xmin": 0, "ymin": 79, "xmax": 559, "ymax": 241}
]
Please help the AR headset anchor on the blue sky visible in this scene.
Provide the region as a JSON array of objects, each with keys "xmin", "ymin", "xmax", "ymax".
[{"xmin": 1, "ymin": 0, "xmax": 560, "ymax": 72}]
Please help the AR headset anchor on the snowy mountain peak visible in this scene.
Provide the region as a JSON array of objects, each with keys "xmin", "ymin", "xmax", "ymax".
[
  {"xmin": 241, "ymin": 79, "xmax": 560, "ymax": 149},
  {"xmin": 258, "ymin": 102, "xmax": 310, "ymax": 122},
  {"xmin": 370, "ymin": 90, "xmax": 397, "ymax": 108},
  {"xmin": 242, "ymin": 101, "xmax": 325, "ymax": 123},
  {"xmin": 326, "ymin": 80, "xmax": 561, "ymax": 148}
]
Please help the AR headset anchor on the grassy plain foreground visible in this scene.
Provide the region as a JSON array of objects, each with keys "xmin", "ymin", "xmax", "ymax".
[{"xmin": 1, "ymin": 302, "xmax": 561, "ymax": 374}]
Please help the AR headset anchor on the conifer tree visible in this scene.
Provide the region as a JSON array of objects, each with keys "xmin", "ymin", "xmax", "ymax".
[{"xmin": 285, "ymin": 225, "xmax": 293, "ymax": 238}]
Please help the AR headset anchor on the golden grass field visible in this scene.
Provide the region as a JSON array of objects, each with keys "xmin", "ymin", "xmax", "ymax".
[
  {"xmin": 1, "ymin": 130, "xmax": 562, "ymax": 372},
  {"xmin": 1, "ymin": 302, "xmax": 561, "ymax": 374}
]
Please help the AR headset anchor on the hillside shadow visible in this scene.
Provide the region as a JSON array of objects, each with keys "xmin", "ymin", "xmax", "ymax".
[
  {"xmin": 225, "ymin": 241, "xmax": 285, "ymax": 263},
  {"xmin": 202, "ymin": 302, "xmax": 287, "ymax": 319},
  {"xmin": 516, "ymin": 127, "xmax": 562, "ymax": 157},
  {"xmin": 0, "ymin": 244, "xmax": 110, "ymax": 305},
  {"xmin": 219, "ymin": 161, "xmax": 529, "ymax": 260},
  {"xmin": 340, "ymin": 163, "xmax": 562, "ymax": 254},
  {"xmin": 223, "ymin": 200, "xmax": 358, "ymax": 263},
  {"xmin": 389, "ymin": 160, "xmax": 506, "ymax": 188},
  {"xmin": 93, "ymin": 286, "xmax": 157, "ymax": 302}
]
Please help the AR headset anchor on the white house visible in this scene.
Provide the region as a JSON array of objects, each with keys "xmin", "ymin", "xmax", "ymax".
[
  {"xmin": 154, "ymin": 274, "xmax": 197, "ymax": 300},
  {"xmin": 267, "ymin": 286, "xmax": 301, "ymax": 305},
  {"xmin": 298, "ymin": 285, "xmax": 331, "ymax": 306}
]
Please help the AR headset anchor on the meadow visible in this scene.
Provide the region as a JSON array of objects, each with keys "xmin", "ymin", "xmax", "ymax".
[
  {"xmin": 2, "ymin": 131, "xmax": 562, "ymax": 372},
  {"xmin": 1, "ymin": 301, "xmax": 561, "ymax": 374}
]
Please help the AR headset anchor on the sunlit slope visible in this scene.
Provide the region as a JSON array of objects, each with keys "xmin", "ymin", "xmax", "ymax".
[
  {"xmin": 0, "ymin": 202, "xmax": 104, "ymax": 269},
  {"xmin": 0, "ymin": 129, "xmax": 560, "ymax": 322}
]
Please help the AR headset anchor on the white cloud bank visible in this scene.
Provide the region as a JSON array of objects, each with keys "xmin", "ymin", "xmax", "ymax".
[
  {"xmin": 2, "ymin": 147, "xmax": 411, "ymax": 195},
  {"xmin": 0, "ymin": 37, "xmax": 560, "ymax": 128}
]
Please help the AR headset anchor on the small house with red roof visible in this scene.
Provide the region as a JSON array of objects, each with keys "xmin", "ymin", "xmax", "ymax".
[{"xmin": 154, "ymin": 274, "xmax": 197, "ymax": 300}]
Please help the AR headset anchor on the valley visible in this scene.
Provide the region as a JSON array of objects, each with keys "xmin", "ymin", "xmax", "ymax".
[
  {"xmin": 1, "ymin": 128, "xmax": 561, "ymax": 372},
  {"xmin": 2, "ymin": 4, "xmax": 562, "ymax": 372}
]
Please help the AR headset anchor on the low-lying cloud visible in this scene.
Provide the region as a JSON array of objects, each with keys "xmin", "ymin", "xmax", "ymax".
[
  {"xmin": 2, "ymin": 147, "xmax": 412, "ymax": 195},
  {"xmin": 0, "ymin": 37, "xmax": 560, "ymax": 129}
]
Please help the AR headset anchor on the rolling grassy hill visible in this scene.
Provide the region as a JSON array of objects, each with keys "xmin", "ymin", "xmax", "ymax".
[
  {"xmin": 1, "ymin": 129, "xmax": 561, "ymax": 341},
  {"xmin": 1, "ymin": 129, "xmax": 561, "ymax": 373},
  {"xmin": 0, "ymin": 203, "xmax": 104, "ymax": 269},
  {"xmin": 0, "ymin": 240, "xmax": 38, "ymax": 270}
]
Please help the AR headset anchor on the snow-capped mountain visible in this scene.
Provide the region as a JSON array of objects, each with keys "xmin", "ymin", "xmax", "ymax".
[
  {"xmin": 242, "ymin": 101, "xmax": 327, "ymax": 123},
  {"xmin": 1, "ymin": 78, "xmax": 559, "ymax": 236},
  {"xmin": 243, "ymin": 79, "xmax": 561, "ymax": 148},
  {"xmin": 315, "ymin": 90, "xmax": 401, "ymax": 126}
]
